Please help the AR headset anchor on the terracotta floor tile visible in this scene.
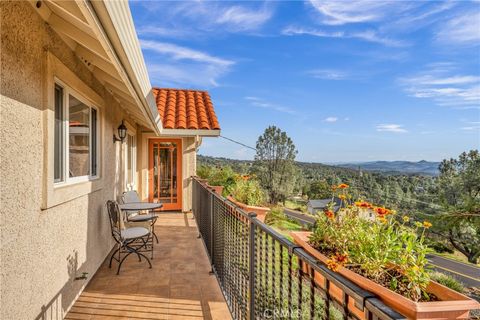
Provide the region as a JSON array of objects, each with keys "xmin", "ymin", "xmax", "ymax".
[{"xmin": 66, "ymin": 213, "xmax": 230, "ymax": 320}]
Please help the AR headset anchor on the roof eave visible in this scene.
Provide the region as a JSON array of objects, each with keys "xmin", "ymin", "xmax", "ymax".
[
  {"xmin": 78, "ymin": 0, "xmax": 162, "ymax": 135},
  {"xmin": 160, "ymin": 129, "xmax": 221, "ymax": 137}
]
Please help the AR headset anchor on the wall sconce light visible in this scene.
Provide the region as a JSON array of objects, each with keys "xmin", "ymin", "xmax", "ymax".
[{"xmin": 113, "ymin": 120, "xmax": 127, "ymax": 143}]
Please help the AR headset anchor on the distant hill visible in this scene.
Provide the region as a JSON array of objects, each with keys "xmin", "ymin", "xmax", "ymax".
[
  {"xmin": 335, "ymin": 160, "xmax": 440, "ymax": 176},
  {"xmin": 198, "ymin": 155, "xmax": 440, "ymax": 176}
]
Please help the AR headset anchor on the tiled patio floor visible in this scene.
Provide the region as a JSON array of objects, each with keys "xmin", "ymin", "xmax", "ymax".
[{"xmin": 66, "ymin": 212, "xmax": 232, "ymax": 320}]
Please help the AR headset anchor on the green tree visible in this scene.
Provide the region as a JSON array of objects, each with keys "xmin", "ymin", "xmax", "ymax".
[
  {"xmin": 253, "ymin": 126, "xmax": 298, "ymax": 204},
  {"xmin": 307, "ymin": 180, "xmax": 331, "ymax": 199},
  {"xmin": 436, "ymin": 150, "xmax": 480, "ymax": 263}
]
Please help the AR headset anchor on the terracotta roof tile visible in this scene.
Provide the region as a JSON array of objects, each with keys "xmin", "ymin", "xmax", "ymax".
[{"xmin": 153, "ymin": 88, "xmax": 220, "ymax": 131}]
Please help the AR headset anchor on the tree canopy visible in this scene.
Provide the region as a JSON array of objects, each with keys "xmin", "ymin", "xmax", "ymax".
[{"xmin": 253, "ymin": 126, "xmax": 298, "ymax": 204}]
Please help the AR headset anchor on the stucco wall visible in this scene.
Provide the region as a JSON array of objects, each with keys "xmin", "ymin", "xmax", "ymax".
[{"xmin": 0, "ymin": 2, "xmax": 133, "ymax": 319}]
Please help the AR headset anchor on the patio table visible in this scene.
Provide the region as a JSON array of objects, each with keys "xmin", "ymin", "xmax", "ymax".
[{"xmin": 118, "ymin": 202, "xmax": 163, "ymax": 211}]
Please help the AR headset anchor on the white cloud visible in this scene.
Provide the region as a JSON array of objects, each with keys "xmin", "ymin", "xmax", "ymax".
[
  {"xmin": 308, "ymin": 69, "xmax": 348, "ymax": 80},
  {"xmin": 141, "ymin": 40, "xmax": 234, "ymax": 88},
  {"xmin": 216, "ymin": 5, "xmax": 273, "ymax": 31},
  {"xmin": 244, "ymin": 96, "xmax": 295, "ymax": 114},
  {"xmin": 376, "ymin": 124, "xmax": 408, "ymax": 133},
  {"xmin": 436, "ymin": 10, "xmax": 480, "ymax": 45},
  {"xmin": 138, "ymin": 1, "xmax": 273, "ymax": 36},
  {"xmin": 140, "ymin": 40, "xmax": 234, "ymax": 67},
  {"xmin": 307, "ymin": 0, "xmax": 393, "ymax": 25},
  {"xmin": 282, "ymin": 26, "xmax": 407, "ymax": 47},
  {"xmin": 399, "ymin": 64, "xmax": 480, "ymax": 107},
  {"xmin": 324, "ymin": 117, "xmax": 338, "ymax": 122}
]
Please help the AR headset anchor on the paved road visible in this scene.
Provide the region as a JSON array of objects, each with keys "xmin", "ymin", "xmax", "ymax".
[
  {"xmin": 427, "ymin": 254, "xmax": 480, "ymax": 288},
  {"xmin": 283, "ymin": 208, "xmax": 315, "ymax": 226},
  {"xmin": 282, "ymin": 208, "xmax": 480, "ymax": 288}
]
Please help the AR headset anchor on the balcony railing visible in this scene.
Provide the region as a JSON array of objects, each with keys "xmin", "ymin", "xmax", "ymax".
[{"xmin": 191, "ymin": 177, "xmax": 406, "ymax": 320}]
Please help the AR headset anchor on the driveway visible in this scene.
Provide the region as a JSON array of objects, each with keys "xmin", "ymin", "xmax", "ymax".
[
  {"xmin": 283, "ymin": 208, "xmax": 315, "ymax": 226},
  {"xmin": 427, "ymin": 254, "xmax": 480, "ymax": 288}
]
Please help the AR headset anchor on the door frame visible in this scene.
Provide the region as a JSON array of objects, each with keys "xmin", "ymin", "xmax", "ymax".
[{"xmin": 148, "ymin": 138, "xmax": 183, "ymax": 211}]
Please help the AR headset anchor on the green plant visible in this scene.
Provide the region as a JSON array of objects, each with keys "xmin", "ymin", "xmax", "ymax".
[
  {"xmin": 231, "ymin": 177, "xmax": 265, "ymax": 206},
  {"xmin": 429, "ymin": 272, "xmax": 464, "ymax": 293},
  {"xmin": 197, "ymin": 165, "xmax": 238, "ymax": 196},
  {"xmin": 309, "ymin": 183, "xmax": 433, "ymax": 302}
]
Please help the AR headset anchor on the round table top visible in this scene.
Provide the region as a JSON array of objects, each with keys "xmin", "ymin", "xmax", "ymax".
[{"xmin": 119, "ymin": 202, "xmax": 163, "ymax": 211}]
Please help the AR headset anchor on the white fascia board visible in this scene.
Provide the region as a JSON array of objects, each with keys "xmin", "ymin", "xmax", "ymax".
[
  {"xmin": 77, "ymin": 0, "xmax": 162, "ymax": 134},
  {"xmin": 160, "ymin": 129, "xmax": 221, "ymax": 137}
]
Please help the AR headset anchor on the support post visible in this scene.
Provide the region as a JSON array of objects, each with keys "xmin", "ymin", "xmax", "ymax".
[{"xmin": 248, "ymin": 213, "xmax": 257, "ymax": 320}]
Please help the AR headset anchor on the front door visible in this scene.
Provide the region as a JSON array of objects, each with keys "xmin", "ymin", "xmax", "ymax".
[{"xmin": 148, "ymin": 139, "xmax": 182, "ymax": 211}]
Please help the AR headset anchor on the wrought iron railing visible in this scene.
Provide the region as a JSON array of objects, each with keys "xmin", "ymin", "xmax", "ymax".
[{"xmin": 192, "ymin": 177, "xmax": 406, "ymax": 320}]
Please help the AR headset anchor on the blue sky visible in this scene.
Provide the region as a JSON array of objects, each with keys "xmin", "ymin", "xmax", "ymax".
[{"xmin": 130, "ymin": 0, "xmax": 480, "ymax": 162}]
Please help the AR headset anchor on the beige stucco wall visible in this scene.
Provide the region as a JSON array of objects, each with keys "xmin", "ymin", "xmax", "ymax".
[
  {"xmin": 0, "ymin": 2, "xmax": 136, "ymax": 319},
  {"xmin": 137, "ymin": 133, "xmax": 197, "ymax": 212}
]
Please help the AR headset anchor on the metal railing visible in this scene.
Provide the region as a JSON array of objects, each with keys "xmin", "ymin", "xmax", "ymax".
[{"xmin": 192, "ymin": 177, "xmax": 406, "ymax": 320}]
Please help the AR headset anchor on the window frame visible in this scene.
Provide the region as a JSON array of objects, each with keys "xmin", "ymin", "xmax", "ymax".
[
  {"xmin": 125, "ymin": 132, "xmax": 137, "ymax": 190},
  {"xmin": 54, "ymin": 79, "xmax": 101, "ymax": 187}
]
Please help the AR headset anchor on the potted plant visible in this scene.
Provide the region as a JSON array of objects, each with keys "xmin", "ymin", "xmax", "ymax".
[
  {"xmin": 291, "ymin": 183, "xmax": 479, "ymax": 320},
  {"xmin": 227, "ymin": 175, "xmax": 270, "ymax": 222}
]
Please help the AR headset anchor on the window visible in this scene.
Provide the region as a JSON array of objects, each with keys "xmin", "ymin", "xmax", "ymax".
[
  {"xmin": 54, "ymin": 85, "xmax": 64, "ymax": 182},
  {"xmin": 54, "ymin": 82, "xmax": 100, "ymax": 184},
  {"xmin": 125, "ymin": 133, "xmax": 136, "ymax": 189}
]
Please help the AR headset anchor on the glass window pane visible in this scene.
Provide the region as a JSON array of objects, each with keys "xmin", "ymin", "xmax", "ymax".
[
  {"xmin": 91, "ymin": 108, "xmax": 97, "ymax": 176},
  {"xmin": 54, "ymin": 85, "xmax": 64, "ymax": 182},
  {"xmin": 69, "ymin": 95, "xmax": 90, "ymax": 177}
]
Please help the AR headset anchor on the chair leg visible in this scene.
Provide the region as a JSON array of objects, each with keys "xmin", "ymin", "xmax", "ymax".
[
  {"xmin": 117, "ymin": 251, "xmax": 133, "ymax": 275},
  {"xmin": 109, "ymin": 246, "xmax": 121, "ymax": 268}
]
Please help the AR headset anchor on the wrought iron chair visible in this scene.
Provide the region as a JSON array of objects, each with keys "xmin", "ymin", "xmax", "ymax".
[
  {"xmin": 121, "ymin": 191, "xmax": 159, "ymax": 244},
  {"xmin": 106, "ymin": 200, "xmax": 152, "ymax": 275}
]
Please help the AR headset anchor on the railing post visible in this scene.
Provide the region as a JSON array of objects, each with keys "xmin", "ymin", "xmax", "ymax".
[
  {"xmin": 209, "ymin": 192, "xmax": 214, "ymax": 273},
  {"xmin": 248, "ymin": 213, "xmax": 257, "ymax": 320}
]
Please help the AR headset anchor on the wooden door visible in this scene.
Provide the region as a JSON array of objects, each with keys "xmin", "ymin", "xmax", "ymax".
[{"xmin": 148, "ymin": 139, "xmax": 182, "ymax": 211}]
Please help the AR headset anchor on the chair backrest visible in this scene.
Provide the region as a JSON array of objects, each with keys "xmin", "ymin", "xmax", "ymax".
[
  {"xmin": 106, "ymin": 200, "xmax": 122, "ymax": 242},
  {"xmin": 122, "ymin": 190, "xmax": 141, "ymax": 203}
]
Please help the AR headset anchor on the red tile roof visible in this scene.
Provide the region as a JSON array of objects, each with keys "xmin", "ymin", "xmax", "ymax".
[{"xmin": 153, "ymin": 88, "xmax": 220, "ymax": 130}]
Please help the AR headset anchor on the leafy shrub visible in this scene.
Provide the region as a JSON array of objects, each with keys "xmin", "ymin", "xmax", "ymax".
[
  {"xmin": 197, "ymin": 165, "xmax": 237, "ymax": 196},
  {"xmin": 309, "ymin": 183, "xmax": 433, "ymax": 302},
  {"xmin": 231, "ymin": 178, "xmax": 265, "ymax": 206},
  {"xmin": 429, "ymin": 272, "xmax": 464, "ymax": 293},
  {"xmin": 426, "ymin": 239, "xmax": 454, "ymax": 254}
]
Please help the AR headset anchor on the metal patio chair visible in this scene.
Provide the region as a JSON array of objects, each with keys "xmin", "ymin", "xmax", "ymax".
[
  {"xmin": 121, "ymin": 191, "xmax": 159, "ymax": 244},
  {"xmin": 106, "ymin": 200, "xmax": 152, "ymax": 275}
]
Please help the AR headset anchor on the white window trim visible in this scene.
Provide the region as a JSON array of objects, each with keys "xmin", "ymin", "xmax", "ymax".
[
  {"xmin": 42, "ymin": 52, "xmax": 105, "ymax": 209},
  {"xmin": 53, "ymin": 79, "xmax": 101, "ymax": 187},
  {"xmin": 124, "ymin": 132, "xmax": 137, "ymax": 191}
]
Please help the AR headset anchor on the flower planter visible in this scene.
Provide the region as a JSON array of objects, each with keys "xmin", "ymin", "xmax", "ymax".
[
  {"xmin": 291, "ymin": 231, "xmax": 480, "ymax": 320},
  {"xmin": 207, "ymin": 184, "xmax": 224, "ymax": 196},
  {"xmin": 227, "ymin": 196, "xmax": 270, "ymax": 222}
]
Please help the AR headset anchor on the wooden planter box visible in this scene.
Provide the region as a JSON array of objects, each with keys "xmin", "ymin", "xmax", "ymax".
[
  {"xmin": 227, "ymin": 196, "xmax": 270, "ymax": 222},
  {"xmin": 291, "ymin": 231, "xmax": 480, "ymax": 320}
]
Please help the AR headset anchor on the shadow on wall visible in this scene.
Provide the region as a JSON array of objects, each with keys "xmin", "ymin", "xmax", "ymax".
[{"xmin": 34, "ymin": 190, "xmax": 115, "ymax": 320}]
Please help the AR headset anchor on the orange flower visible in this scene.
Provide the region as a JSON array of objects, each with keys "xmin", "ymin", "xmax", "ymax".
[
  {"xmin": 338, "ymin": 183, "xmax": 349, "ymax": 189},
  {"xmin": 334, "ymin": 252, "xmax": 349, "ymax": 264},
  {"xmin": 374, "ymin": 207, "xmax": 391, "ymax": 216},
  {"xmin": 241, "ymin": 175, "xmax": 250, "ymax": 181},
  {"xmin": 339, "ymin": 194, "xmax": 347, "ymax": 200},
  {"xmin": 326, "ymin": 259, "xmax": 340, "ymax": 272},
  {"xmin": 355, "ymin": 201, "xmax": 373, "ymax": 209},
  {"xmin": 324, "ymin": 210, "xmax": 335, "ymax": 220},
  {"xmin": 423, "ymin": 221, "xmax": 432, "ymax": 229}
]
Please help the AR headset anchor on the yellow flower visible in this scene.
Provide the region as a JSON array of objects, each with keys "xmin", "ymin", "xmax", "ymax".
[
  {"xmin": 415, "ymin": 221, "xmax": 423, "ymax": 228},
  {"xmin": 326, "ymin": 259, "xmax": 340, "ymax": 272},
  {"xmin": 402, "ymin": 216, "xmax": 410, "ymax": 222},
  {"xmin": 378, "ymin": 216, "xmax": 387, "ymax": 224},
  {"xmin": 423, "ymin": 221, "xmax": 432, "ymax": 229},
  {"xmin": 339, "ymin": 194, "xmax": 346, "ymax": 200}
]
